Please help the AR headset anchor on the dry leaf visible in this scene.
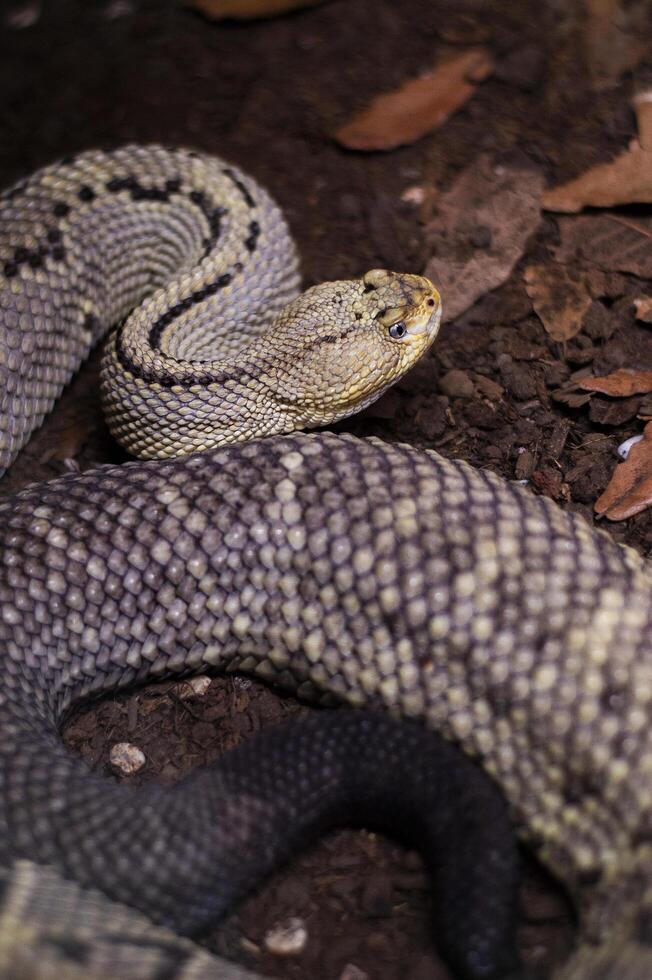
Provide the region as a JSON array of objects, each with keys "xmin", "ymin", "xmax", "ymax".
[
  {"xmin": 542, "ymin": 145, "xmax": 652, "ymax": 213},
  {"xmin": 584, "ymin": 0, "xmax": 649, "ymax": 89},
  {"xmin": 424, "ymin": 155, "xmax": 544, "ymax": 322},
  {"xmin": 579, "ymin": 369, "xmax": 652, "ymax": 397},
  {"xmin": 542, "ymin": 93, "xmax": 652, "ymax": 212},
  {"xmin": 634, "ymin": 296, "xmax": 652, "ymax": 324},
  {"xmin": 334, "ymin": 48, "xmax": 494, "ymax": 152},
  {"xmin": 555, "ymin": 212, "xmax": 652, "ymax": 279},
  {"xmin": 523, "ymin": 264, "xmax": 592, "ymax": 341},
  {"xmin": 595, "ymin": 420, "xmax": 652, "ymax": 519},
  {"xmin": 187, "ymin": 0, "xmax": 327, "ymax": 19}
]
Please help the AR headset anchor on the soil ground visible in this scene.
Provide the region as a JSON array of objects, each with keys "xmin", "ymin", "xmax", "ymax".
[{"xmin": 1, "ymin": 0, "xmax": 651, "ymax": 977}]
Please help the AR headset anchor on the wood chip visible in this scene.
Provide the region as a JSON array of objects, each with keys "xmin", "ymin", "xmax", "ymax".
[
  {"xmin": 424, "ymin": 156, "xmax": 543, "ymax": 322},
  {"xmin": 551, "ymin": 387, "xmax": 592, "ymax": 409},
  {"xmin": 595, "ymin": 421, "xmax": 652, "ymax": 519},
  {"xmin": 523, "ymin": 264, "xmax": 592, "ymax": 341},
  {"xmin": 334, "ymin": 48, "xmax": 494, "ymax": 151}
]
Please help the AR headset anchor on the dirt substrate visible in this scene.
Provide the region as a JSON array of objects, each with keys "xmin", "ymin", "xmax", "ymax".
[{"xmin": 1, "ymin": 0, "xmax": 652, "ymax": 977}]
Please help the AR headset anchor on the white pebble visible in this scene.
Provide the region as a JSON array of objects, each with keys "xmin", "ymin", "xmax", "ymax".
[
  {"xmin": 618, "ymin": 434, "xmax": 644, "ymax": 459},
  {"xmin": 176, "ymin": 675, "xmax": 212, "ymax": 699},
  {"xmin": 109, "ymin": 742, "xmax": 146, "ymax": 775},
  {"xmin": 263, "ymin": 917, "xmax": 308, "ymax": 957},
  {"xmin": 400, "ymin": 185, "xmax": 425, "ymax": 206}
]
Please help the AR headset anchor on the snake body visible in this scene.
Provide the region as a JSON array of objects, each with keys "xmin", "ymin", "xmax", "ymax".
[{"xmin": 0, "ymin": 146, "xmax": 651, "ymax": 978}]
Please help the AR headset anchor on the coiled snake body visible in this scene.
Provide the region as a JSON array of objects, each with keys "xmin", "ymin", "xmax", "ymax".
[{"xmin": 0, "ymin": 146, "xmax": 650, "ymax": 979}]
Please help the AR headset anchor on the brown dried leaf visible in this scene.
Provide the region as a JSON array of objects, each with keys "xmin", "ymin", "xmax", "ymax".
[
  {"xmin": 543, "ymin": 92, "xmax": 652, "ymax": 212},
  {"xmin": 187, "ymin": 0, "xmax": 327, "ymax": 19},
  {"xmin": 523, "ymin": 264, "xmax": 592, "ymax": 341},
  {"xmin": 634, "ymin": 296, "xmax": 652, "ymax": 324},
  {"xmin": 424, "ymin": 156, "xmax": 543, "ymax": 322},
  {"xmin": 595, "ymin": 421, "xmax": 652, "ymax": 519},
  {"xmin": 555, "ymin": 212, "xmax": 652, "ymax": 278},
  {"xmin": 334, "ymin": 48, "xmax": 494, "ymax": 151},
  {"xmin": 542, "ymin": 145, "xmax": 652, "ymax": 213},
  {"xmin": 579, "ymin": 368, "xmax": 652, "ymax": 397}
]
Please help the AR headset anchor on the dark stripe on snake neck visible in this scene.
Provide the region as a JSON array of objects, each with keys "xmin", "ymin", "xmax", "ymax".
[
  {"xmin": 116, "ymin": 312, "xmax": 360, "ymax": 391},
  {"xmin": 245, "ymin": 220, "xmax": 260, "ymax": 253},
  {"xmin": 114, "ymin": 323, "xmax": 259, "ymax": 390},
  {"xmin": 221, "ymin": 167, "xmax": 256, "ymax": 208},
  {"xmin": 147, "ymin": 273, "xmax": 234, "ymax": 352}
]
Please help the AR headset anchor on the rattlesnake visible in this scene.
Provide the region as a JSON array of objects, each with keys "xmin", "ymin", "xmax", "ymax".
[{"xmin": 1, "ymin": 145, "xmax": 651, "ymax": 979}]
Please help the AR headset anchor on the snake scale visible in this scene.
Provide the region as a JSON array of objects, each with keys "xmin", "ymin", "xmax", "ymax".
[{"xmin": 0, "ymin": 145, "xmax": 651, "ymax": 979}]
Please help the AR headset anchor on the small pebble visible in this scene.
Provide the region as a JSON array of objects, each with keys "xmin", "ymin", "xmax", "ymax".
[
  {"xmin": 109, "ymin": 742, "xmax": 145, "ymax": 775},
  {"xmin": 176, "ymin": 675, "xmax": 212, "ymax": 699},
  {"xmin": 438, "ymin": 369, "xmax": 475, "ymax": 399},
  {"xmin": 401, "ymin": 185, "xmax": 425, "ymax": 206},
  {"xmin": 263, "ymin": 917, "xmax": 308, "ymax": 957}
]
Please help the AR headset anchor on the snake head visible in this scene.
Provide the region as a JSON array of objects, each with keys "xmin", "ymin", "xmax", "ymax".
[
  {"xmin": 361, "ymin": 267, "xmax": 441, "ymax": 350},
  {"xmin": 264, "ymin": 268, "xmax": 441, "ymax": 427}
]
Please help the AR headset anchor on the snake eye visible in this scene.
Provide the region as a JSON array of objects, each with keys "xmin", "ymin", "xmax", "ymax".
[{"xmin": 389, "ymin": 321, "xmax": 407, "ymax": 339}]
